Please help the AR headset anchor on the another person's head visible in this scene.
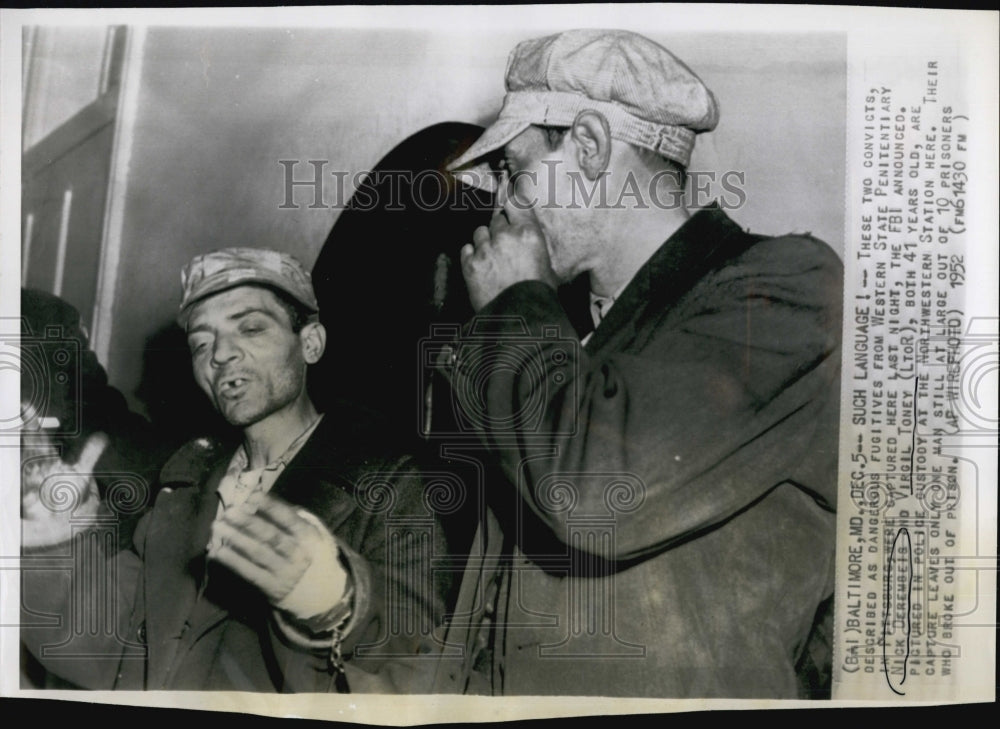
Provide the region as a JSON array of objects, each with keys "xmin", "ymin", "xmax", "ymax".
[
  {"xmin": 177, "ymin": 248, "xmax": 326, "ymax": 429},
  {"xmin": 449, "ymin": 29, "xmax": 719, "ymax": 283},
  {"xmin": 20, "ymin": 288, "xmax": 129, "ymax": 462}
]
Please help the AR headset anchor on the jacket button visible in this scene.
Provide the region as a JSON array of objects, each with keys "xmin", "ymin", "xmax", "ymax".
[{"xmin": 136, "ymin": 622, "xmax": 147, "ymax": 642}]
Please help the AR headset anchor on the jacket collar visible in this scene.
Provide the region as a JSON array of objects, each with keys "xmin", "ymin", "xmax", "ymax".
[
  {"xmin": 584, "ymin": 203, "xmax": 757, "ymax": 354},
  {"xmin": 161, "ymin": 411, "xmax": 364, "ymax": 492},
  {"xmin": 267, "ymin": 413, "xmax": 370, "ymax": 524}
]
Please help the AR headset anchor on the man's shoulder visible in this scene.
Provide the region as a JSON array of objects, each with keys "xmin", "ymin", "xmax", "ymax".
[
  {"xmin": 650, "ymin": 207, "xmax": 843, "ymax": 310},
  {"xmin": 650, "ymin": 222, "xmax": 844, "ymax": 350},
  {"xmin": 736, "ymin": 229, "xmax": 843, "ymax": 279},
  {"xmin": 695, "ymin": 226, "xmax": 844, "ymax": 309}
]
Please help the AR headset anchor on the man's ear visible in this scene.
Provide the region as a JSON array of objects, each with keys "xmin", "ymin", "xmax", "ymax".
[
  {"xmin": 299, "ymin": 321, "xmax": 327, "ymax": 364},
  {"xmin": 570, "ymin": 110, "xmax": 612, "ymax": 180}
]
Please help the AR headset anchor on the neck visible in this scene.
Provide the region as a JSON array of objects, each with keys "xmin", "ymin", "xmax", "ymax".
[
  {"xmin": 241, "ymin": 397, "xmax": 319, "ymax": 469},
  {"xmin": 588, "ymin": 201, "xmax": 689, "ymax": 297}
]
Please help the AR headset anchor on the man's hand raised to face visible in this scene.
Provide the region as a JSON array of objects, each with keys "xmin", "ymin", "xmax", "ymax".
[
  {"xmin": 461, "ymin": 171, "xmax": 559, "ymax": 312},
  {"xmin": 209, "ymin": 492, "xmax": 349, "ymax": 624}
]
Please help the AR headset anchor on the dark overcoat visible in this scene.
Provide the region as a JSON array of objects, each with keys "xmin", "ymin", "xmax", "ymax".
[{"xmin": 432, "ymin": 204, "xmax": 843, "ymax": 698}]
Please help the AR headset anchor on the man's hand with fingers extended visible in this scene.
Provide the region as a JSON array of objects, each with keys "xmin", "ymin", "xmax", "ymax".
[{"xmin": 208, "ymin": 491, "xmax": 349, "ymax": 625}]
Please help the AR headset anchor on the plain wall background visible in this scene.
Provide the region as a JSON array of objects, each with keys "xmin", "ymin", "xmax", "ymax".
[{"xmin": 99, "ymin": 26, "xmax": 845, "ymax": 412}]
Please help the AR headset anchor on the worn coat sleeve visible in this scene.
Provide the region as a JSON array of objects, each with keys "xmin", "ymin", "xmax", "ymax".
[{"xmin": 441, "ymin": 236, "xmax": 842, "ymax": 560}]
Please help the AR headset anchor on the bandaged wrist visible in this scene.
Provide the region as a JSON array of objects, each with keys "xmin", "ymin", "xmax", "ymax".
[{"xmin": 275, "ymin": 508, "xmax": 349, "ymax": 621}]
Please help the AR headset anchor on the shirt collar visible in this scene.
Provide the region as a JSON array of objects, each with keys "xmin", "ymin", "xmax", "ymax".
[
  {"xmin": 216, "ymin": 414, "xmax": 324, "ymax": 511},
  {"xmin": 588, "ymin": 280, "xmax": 631, "ymax": 328}
]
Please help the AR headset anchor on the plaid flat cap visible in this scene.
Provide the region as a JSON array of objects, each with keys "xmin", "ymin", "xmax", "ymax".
[
  {"xmin": 449, "ymin": 29, "xmax": 719, "ymax": 191},
  {"xmin": 177, "ymin": 247, "xmax": 318, "ymax": 328}
]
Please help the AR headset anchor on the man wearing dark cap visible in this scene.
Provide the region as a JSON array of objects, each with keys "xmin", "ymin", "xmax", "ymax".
[
  {"xmin": 435, "ymin": 29, "xmax": 842, "ymax": 697},
  {"xmin": 21, "ymin": 248, "xmax": 449, "ymax": 693}
]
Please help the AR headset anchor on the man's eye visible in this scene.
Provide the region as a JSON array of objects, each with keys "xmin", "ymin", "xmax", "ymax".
[
  {"xmin": 241, "ymin": 324, "xmax": 264, "ymax": 335},
  {"xmin": 189, "ymin": 341, "xmax": 209, "ymax": 356}
]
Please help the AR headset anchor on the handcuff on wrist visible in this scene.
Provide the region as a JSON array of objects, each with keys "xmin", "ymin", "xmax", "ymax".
[{"xmin": 277, "ymin": 584, "xmax": 354, "ymax": 674}]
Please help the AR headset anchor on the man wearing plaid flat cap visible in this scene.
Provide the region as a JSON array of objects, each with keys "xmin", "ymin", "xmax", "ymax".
[
  {"xmin": 434, "ymin": 29, "xmax": 842, "ymax": 698},
  {"xmin": 21, "ymin": 247, "xmax": 451, "ymax": 693}
]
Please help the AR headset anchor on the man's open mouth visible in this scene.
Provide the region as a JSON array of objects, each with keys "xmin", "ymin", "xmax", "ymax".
[{"xmin": 217, "ymin": 376, "xmax": 251, "ymax": 398}]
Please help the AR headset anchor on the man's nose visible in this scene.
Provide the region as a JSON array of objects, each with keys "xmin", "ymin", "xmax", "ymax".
[{"xmin": 211, "ymin": 335, "xmax": 243, "ymax": 366}]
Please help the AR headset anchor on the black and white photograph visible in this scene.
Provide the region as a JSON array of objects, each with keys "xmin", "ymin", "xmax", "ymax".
[{"xmin": 1, "ymin": 4, "xmax": 996, "ymax": 722}]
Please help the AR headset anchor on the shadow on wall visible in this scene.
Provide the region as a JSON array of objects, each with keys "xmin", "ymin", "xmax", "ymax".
[
  {"xmin": 309, "ymin": 122, "xmax": 512, "ymax": 598},
  {"xmin": 309, "ymin": 121, "xmax": 496, "ymax": 447},
  {"xmin": 309, "ymin": 121, "xmax": 591, "ymax": 448}
]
